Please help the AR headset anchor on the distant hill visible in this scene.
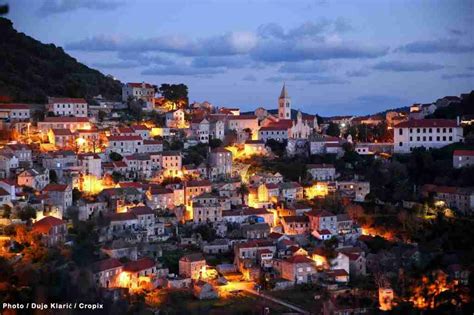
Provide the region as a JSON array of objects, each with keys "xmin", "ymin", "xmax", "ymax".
[{"xmin": 0, "ymin": 18, "xmax": 122, "ymax": 103}]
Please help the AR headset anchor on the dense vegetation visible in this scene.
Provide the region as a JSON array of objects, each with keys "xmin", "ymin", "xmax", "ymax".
[{"xmin": 0, "ymin": 18, "xmax": 122, "ymax": 103}]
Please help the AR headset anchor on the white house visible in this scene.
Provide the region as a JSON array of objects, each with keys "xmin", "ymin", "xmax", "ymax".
[
  {"xmin": 48, "ymin": 97, "xmax": 88, "ymax": 117},
  {"xmin": 0, "ymin": 103, "xmax": 30, "ymax": 121},
  {"xmin": 453, "ymin": 150, "xmax": 474, "ymax": 169},
  {"xmin": 394, "ymin": 119, "xmax": 463, "ymax": 153},
  {"xmin": 122, "ymin": 82, "xmax": 155, "ymax": 111}
]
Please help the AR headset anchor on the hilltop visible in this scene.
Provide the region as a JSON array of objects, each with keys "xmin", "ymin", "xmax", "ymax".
[{"xmin": 0, "ymin": 18, "xmax": 122, "ymax": 103}]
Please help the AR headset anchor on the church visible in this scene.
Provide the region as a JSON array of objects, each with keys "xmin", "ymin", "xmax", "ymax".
[{"xmin": 257, "ymin": 84, "xmax": 318, "ymax": 141}]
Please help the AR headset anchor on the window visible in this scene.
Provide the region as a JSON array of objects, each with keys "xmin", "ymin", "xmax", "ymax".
[{"xmin": 399, "ymin": 129, "xmax": 403, "ymax": 135}]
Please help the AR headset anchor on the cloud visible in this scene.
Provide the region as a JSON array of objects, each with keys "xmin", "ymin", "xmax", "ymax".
[
  {"xmin": 191, "ymin": 55, "xmax": 250, "ymax": 69},
  {"xmin": 251, "ymin": 38, "xmax": 388, "ymax": 62},
  {"xmin": 398, "ymin": 38, "xmax": 474, "ymax": 54},
  {"xmin": 355, "ymin": 94, "xmax": 409, "ymax": 106},
  {"xmin": 66, "ymin": 31, "xmax": 257, "ymax": 56},
  {"xmin": 441, "ymin": 73, "xmax": 474, "ymax": 80},
  {"xmin": 278, "ymin": 61, "xmax": 330, "ymax": 73},
  {"xmin": 242, "ymin": 74, "xmax": 257, "ymax": 81},
  {"xmin": 266, "ymin": 74, "xmax": 349, "ymax": 85},
  {"xmin": 92, "ymin": 61, "xmax": 142, "ymax": 69},
  {"xmin": 373, "ymin": 61, "xmax": 444, "ymax": 72},
  {"xmin": 448, "ymin": 29, "xmax": 466, "ymax": 36},
  {"xmin": 38, "ymin": 0, "xmax": 124, "ymax": 15},
  {"xmin": 66, "ymin": 20, "xmax": 387, "ymax": 63},
  {"xmin": 141, "ymin": 64, "xmax": 225, "ymax": 76},
  {"xmin": 346, "ymin": 69, "xmax": 371, "ymax": 77}
]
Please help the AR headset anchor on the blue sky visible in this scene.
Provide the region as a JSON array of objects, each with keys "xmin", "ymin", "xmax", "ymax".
[{"xmin": 5, "ymin": 0, "xmax": 474, "ymax": 116}]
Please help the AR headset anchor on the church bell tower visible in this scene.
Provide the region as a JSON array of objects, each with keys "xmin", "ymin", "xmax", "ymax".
[{"xmin": 278, "ymin": 83, "xmax": 291, "ymax": 119}]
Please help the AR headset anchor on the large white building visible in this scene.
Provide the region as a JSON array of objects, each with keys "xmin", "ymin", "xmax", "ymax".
[
  {"xmin": 394, "ymin": 119, "xmax": 463, "ymax": 153},
  {"xmin": 0, "ymin": 104, "xmax": 30, "ymax": 121},
  {"xmin": 48, "ymin": 97, "xmax": 88, "ymax": 117}
]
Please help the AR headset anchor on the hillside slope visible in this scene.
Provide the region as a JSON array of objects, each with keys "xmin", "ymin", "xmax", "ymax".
[{"xmin": 0, "ymin": 18, "xmax": 122, "ymax": 103}]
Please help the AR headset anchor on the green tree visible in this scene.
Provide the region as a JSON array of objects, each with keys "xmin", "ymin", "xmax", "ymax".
[
  {"xmin": 109, "ymin": 152, "xmax": 123, "ymax": 161},
  {"xmin": 326, "ymin": 122, "xmax": 340, "ymax": 137},
  {"xmin": 158, "ymin": 83, "xmax": 189, "ymax": 107}
]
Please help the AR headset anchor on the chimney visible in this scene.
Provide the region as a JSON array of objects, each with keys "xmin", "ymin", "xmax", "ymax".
[{"xmin": 457, "ymin": 116, "xmax": 460, "ymax": 126}]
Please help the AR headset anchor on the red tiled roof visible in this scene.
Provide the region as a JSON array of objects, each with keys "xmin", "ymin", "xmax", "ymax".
[
  {"xmin": 180, "ymin": 253, "xmax": 205, "ymax": 262},
  {"xmin": 52, "ymin": 128, "xmax": 73, "ymax": 136},
  {"xmin": 113, "ymin": 161, "xmax": 127, "ymax": 168},
  {"xmin": 118, "ymin": 127, "xmax": 134, "ymax": 133},
  {"xmin": 453, "ymin": 150, "xmax": 474, "ymax": 157},
  {"xmin": 0, "ymin": 103, "xmax": 30, "ymax": 110},
  {"xmin": 318, "ymin": 229, "xmax": 332, "ymax": 235},
  {"xmin": 260, "ymin": 126, "xmax": 289, "ymax": 131},
  {"xmin": 92, "ymin": 258, "xmax": 123, "ymax": 273},
  {"xmin": 49, "ymin": 97, "xmax": 87, "ymax": 104},
  {"xmin": 395, "ymin": 119, "xmax": 458, "ymax": 128},
  {"xmin": 284, "ymin": 255, "xmax": 314, "ymax": 264},
  {"xmin": 108, "ymin": 212, "xmax": 137, "ymax": 221},
  {"xmin": 124, "ymin": 257, "xmax": 155, "ymax": 272},
  {"xmin": 108, "ymin": 135, "xmax": 142, "ymax": 141},
  {"xmin": 126, "ymin": 82, "xmax": 154, "ymax": 88},
  {"xmin": 43, "ymin": 184, "xmax": 69, "ymax": 192},
  {"xmin": 326, "ymin": 269, "xmax": 349, "ymax": 277},
  {"xmin": 186, "ymin": 179, "xmax": 211, "ymax": 187},
  {"xmin": 32, "ymin": 216, "xmax": 65, "ymax": 234},
  {"xmin": 131, "ymin": 125, "xmax": 150, "ymax": 131},
  {"xmin": 43, "ymin": 117, "xmax": 89, "ymax": 123},
  {"xmin": 129, "ymin": 206, "xmax": 154, "ymax": 216},
  {"xmin": 143, "ymin": 140, "xmax": 162, "ymax": 145},
  {"xmin": 118, "ymin": 182, "xmax": 143, "ymax": 189},
  {"xmin": 228, "ymin": 115, "xmax": 257, "ymax": 120}
]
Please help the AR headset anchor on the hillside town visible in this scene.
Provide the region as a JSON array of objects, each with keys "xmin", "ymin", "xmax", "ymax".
[{"xmin": 0, "ymin": 81, "xmax": 472, "ymax": 314}]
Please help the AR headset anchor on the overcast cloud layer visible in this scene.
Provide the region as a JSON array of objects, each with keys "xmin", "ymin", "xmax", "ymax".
[{"xmin": 6, "ymin": 0, "xmax": 474, "ymax": 115}]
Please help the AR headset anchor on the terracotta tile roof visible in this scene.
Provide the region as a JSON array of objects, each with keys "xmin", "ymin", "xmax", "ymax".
[
  {"xmin": 228, "ymin": 115, "xmax": 257, "ymax": 120},
  {"xmin": 49, "ymin": 97, "xmax": 87, "ymax": 104},
  {"xmin": 180, "ymin": 253, "xmax": 205, "ymax": 262},
  {"xmin": 43, "ymin": 184, "xmax": 69, "ymax": 192},
  {"xmin": 108, "ymin": 135, "xmax": 142, "ymax": 141},
  {"xmin": 43, "ymin": 117, "xmax": 89, "ymax": 123},
  {"xmin": 326, "ymin": 269, "xmax": 349, "ymax": 277},
  {"xmin": 92, "ymin": 258, "xmax": 123, "ymax": 273},
  {"xmin": 237, "ymin": 239, "xmax": 274, "ymax": 249},
  {"xmin": 149, "ymin": 188, "xmax": 173, "ymax": 195},
  {"xmin": 143, "ymin": 139, "xmax": 163, "ymax": 145},
  {"xmin": 32, "ymin": 216, "xmax": 65, "ymax": 234},
  {"xmin": 131, "ymin": 125, "xmax": 150, "ymax": 131},
  {"xmin": 186, "ymin": 179, "xmax": 211, "ymax": 187},
  {"xmin": 129, "ymin": 206, "xmax": 154, "ymax": 216},
  {"xmin": 284, "ymin": 255, "xmax": 314, "ymax": 264},
  {"xmin": 260, "ymin": 126, "xmax": 289, "ymax": 131},
  {"xmin": 124, "ymin": 257, "xmax": 155, "ymax": 272},
  {"xmin": 395, "ymin": 119, "xmax": 458, "ymax": 128},
  {"xmin": 0, "ymin": 103, "xmax": 30, "ymax": 110},
  {"xmin": 108, "ymin": 212, "xmax": 137, "ymax": 221},
  {"xmin": 453, "ymin": 150, "xmax": 474, "ymax": 156},
  {"xmin": 52, "ymin": 128, "xmax": 73, "ymax": 136},
  {"xmin": 126, "ymin": 82, "xmax": 154, "ymax": 88}
]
